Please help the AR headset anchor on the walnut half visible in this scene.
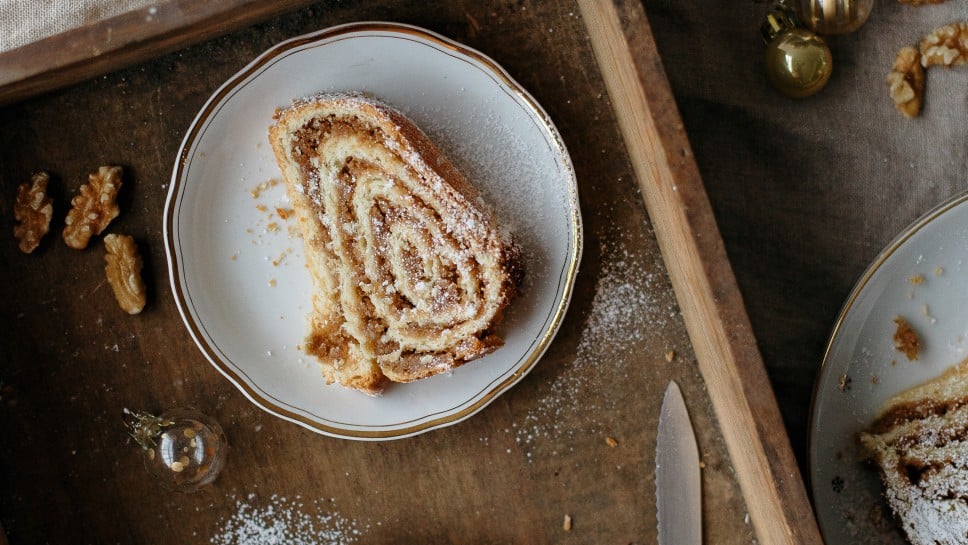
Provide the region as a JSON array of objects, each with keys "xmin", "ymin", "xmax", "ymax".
[
  {"xmin": 920, "ymin": 21, "xmax": 968, "ymax": 68},
  {"xmin": 887, "ymin": 47, "xmax": 925, "ymax": 118},
  {"xmin": 63, "ymin": 165, "xmax": 122, "ymax": 250},
  {"xmin": 104, "ymin": 233, "xmax": 146, "ymax": 315},
  {"xmin": 13, "ymin": 172, "xmax": 54, "ymax": 253}
]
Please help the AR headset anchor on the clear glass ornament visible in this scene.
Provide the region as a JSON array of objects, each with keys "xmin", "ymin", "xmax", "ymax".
[
  {"xmin": 797, "ymin": 0, "xmax": 874, "ymax": 35},
  {"xmin": 124, "ymin": 407, "xmax": 227, "ymax": 492}
]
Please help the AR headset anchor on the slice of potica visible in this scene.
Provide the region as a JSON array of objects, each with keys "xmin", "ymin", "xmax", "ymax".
[{"xmin": 268, "ymin": 93, "xmax": 521, "ymax": 394}]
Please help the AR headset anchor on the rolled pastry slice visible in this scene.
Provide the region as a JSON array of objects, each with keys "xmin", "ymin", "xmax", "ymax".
[
  {"xmin": 269, "ymin": 93, "xmax": 521, "ymax": 394},
  {"xmin": 858, "ymin": 358, "xmax": 968, "ymax": 545}
]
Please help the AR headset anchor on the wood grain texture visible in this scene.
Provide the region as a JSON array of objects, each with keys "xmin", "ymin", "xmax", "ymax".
[
  {"xmin": 0, "ymin": 0, "xmax": 318, "ymax": 107},
  {"xmin": 575, "ymin": 1, "xmax": 823, "ymax": 545}
]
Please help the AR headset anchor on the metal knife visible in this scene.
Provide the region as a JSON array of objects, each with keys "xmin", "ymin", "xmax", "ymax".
[{"xmin": 656, "ymin": 380, "xmax": 702, "ymax": 545}]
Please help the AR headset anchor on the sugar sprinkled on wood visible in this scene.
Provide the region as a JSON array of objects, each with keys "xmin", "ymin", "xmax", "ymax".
[
  {"xmin": 210, "ymin": 495, "xmax": 366, "ymax": 545},
  {"xmin": 512, "ymin": 231, "xmax": 679, "ymax": 453}
]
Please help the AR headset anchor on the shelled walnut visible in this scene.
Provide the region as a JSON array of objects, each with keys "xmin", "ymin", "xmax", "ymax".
[
  {"xmin": 63, "ymin": 165, "xmax": 122, "ymax": 249},
  {"xmin": 13, "ymin": 172, "xmax": 54, "ymax": 253},
  {"xmin": 920, "ymin": 21, "xmax": 968, "ymax": 67},
  {"xmin": 889, "ymin": 21, "xmax": 967, "ymax": 117},
  {"xmin": 887, "ymin": 47, "xmax": 925, "ymax": 118},
  {"xmin": 104, "ymin": 233, "xmax": 146, "ymax": 315}
]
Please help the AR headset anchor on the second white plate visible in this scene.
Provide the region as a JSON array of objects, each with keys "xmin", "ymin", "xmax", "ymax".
[
  {"xmin": 810, "ymin": 191, "xmax": 968, "ymax": 544},
  {"xmin": 164, "ymin": 22, "xmax": 582, "ymax": 440}
]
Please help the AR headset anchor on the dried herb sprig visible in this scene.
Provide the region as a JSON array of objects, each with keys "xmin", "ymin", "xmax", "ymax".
[{"xmin": 122, "ymin": 408, "xmax": 174, "ymax": 450}]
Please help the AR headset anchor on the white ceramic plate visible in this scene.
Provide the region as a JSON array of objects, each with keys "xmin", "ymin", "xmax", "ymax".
[
  {"xmin": 164, "ymin": 22, "xmax": 582, "ymax": 440},
  {"xmin": 810, "ymin": 191, "xmax": 968, "ymax": 544}
]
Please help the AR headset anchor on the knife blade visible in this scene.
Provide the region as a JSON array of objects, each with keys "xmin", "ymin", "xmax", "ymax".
[{"xmin": 656, "ymin": 380, "xmax": 701, "ymax": 545}]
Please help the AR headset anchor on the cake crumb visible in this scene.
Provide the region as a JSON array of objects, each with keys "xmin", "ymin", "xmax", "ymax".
[
  {"xmin": 605, "ymin": 436, "xmax": 618, "ymax": 448},
  {"xmin": 933, "ymin": 266, "xmax": 944, "ymax": 276},
  {"xmin": 908, "ymin": 274, "xmax": 924, "ymax": 286},
  {"xmin": 921, "ymin": 304, "xmax": 937, "ymax": 324},
  {"xmin": 892, "ymin": 316, "xmax": 920, "ymax": 361},
  {"xmin": 250, "ymin": 181, "xmax": 270, "ymax": 199},
  {"xmin": 838, "ymin": 374, "xmax": 852, "ymax": 391},
  {"xmin": 664, "ymin": 350, "xmax": 675, "ymax": 362},
  {"xmin": 563, "ymin": 514, "xmax": 572, "ymax": 531}
]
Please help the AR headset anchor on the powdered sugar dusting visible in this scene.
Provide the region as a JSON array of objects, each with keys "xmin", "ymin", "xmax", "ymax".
[
  {"xmin": 405, "ymin": 95, "xmax": 564, "ymax": 244},
  {"xmin": 859, "ymin": 400, "xmax": 968, "ymax": 545},
  {"xmin": 513, "ymin": 229, "xmax": 679, "ymax": 451},
  {"xmin": 211, "ymin": 495, "xmax": 367, "ymax": 545}
]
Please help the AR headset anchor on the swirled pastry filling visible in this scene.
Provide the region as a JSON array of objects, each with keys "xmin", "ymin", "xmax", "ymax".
[
  {"xmin": 859, "ymin": 359, "xmax": 968, "ymax": 545},
  {"xmin": 269, "ymin": 93, "xmax": 521, "ymax": 394}
]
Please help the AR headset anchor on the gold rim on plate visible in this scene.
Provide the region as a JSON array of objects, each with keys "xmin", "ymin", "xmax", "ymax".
[
  {"xmin": 164, "ymin": 22, "xmax": 582, "ymax": 440},
  {"xmin": 807, "ymin": 189, "xmax": 968, "ymax": 535}
]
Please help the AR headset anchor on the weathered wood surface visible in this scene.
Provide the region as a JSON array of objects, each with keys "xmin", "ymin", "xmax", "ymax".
[
  {"xmin": 0, "ymin": 0, "xmax": 826, "ymax": 543},
  {"xmin": 578, "ymin": 2, "xmax": 822, "ymax": 545}
]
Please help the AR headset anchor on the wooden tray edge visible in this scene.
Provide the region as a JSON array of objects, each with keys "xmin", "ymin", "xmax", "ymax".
[
  {"xmin": 575, "ymin": 2, "xmax": 824, "ymax": 545},
  {"xmin": 0, "ymin": 0, "xmax": 316, "ymax": 107}
]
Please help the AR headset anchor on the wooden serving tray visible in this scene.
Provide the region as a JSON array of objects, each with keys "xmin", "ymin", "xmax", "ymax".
[{"xmin": 0, "ymin": 1, "xmax": 821, "ymax": 543}]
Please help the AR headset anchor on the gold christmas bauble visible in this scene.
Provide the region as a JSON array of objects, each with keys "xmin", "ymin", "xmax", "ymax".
[
  {"xmin": 797, "ymin": 0, "xmax": 874, "ymax": 35},
  {"xmin": 764, "ymin": 28, "xmax": 832, "ymax": 98}
]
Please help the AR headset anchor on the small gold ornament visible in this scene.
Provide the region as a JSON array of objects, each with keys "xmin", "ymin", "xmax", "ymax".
[
  {"xmin": 123, "ymin": 407, "xmax": 227, "ymax": 492},
  {"xmin": 797, "ymin": 0, "xmax": 874, "ymax": 35},
  {"xmin": 762, "ymin": 2, "xmax": 833, "ymax": 98}
]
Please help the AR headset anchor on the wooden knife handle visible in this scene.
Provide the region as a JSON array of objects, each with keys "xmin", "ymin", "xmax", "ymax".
[{"xmin": 576, "ymin": 2, "xmax": 825, "ymax": 545}]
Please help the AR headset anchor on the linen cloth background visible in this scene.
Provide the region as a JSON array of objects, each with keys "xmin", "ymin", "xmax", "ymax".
[
  {"xmin": 0, "ymin": 0, "xmax": 159, "ymax": 52},
  {"xmin": 645, "ymin": 0, "xmax": 967, "ymax": 466}
]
